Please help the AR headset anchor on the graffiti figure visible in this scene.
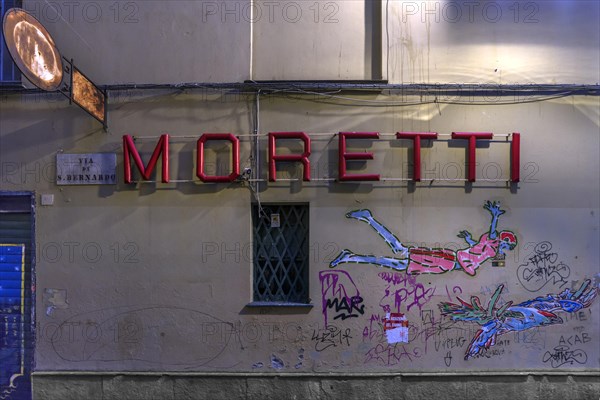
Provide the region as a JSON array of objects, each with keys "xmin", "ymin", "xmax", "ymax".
[
  {"xmin": 330, "ymin": 201, "xmax": 517, "ymax": 276},
  {"xmin": 439, "ymin": 279, "xmax": 598, "ymax": 360}
]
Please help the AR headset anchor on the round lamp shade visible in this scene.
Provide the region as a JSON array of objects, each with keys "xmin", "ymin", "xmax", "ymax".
[{"xmin": 2, "ymin": 8, "xmax": 63, "ymax": 91}]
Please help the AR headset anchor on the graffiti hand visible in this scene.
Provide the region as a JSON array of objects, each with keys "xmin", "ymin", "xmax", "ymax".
[
  {"xmin": 458, "ymin": 230, "xmax": 472, "ymax": 240},
  {"xmin": 484, "ymin": 201, "xmax": 505, "ymax": 217},
  {"xmin": 559, "ymin": 280, "xmax": 598, "ymax": 309}
]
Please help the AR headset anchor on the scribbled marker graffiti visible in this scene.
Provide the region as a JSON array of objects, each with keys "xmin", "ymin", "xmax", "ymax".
[
  {"xmin": 517, "ymin": 241, "xmax": 570, "ymax": 292},
  {"xmin": 319, "ymin": 270, "xmax": 365, "ymax": 326},
  {"xmin": 364, "ymin": 342, "xmax": 423, "ymax": 366},
  {"xmin": 542, "ymin": 345, "xmax": 588, "ymax": 368},
  {"xmin": 375, "ymin": 272, "xmax": 435, "ymax": 344},
  {"xmin": 378, "ymin": 271, "xmax": 435, "ymax": 313},
  {"xmin": 311, "ymin": 325, "xmax": 352, "ymax": 352},
  {"xmin": 439, "ymin": 279, "xmax": 598, "ymax": 360},
  {"xmin": 330, "ymin": 201, "xmax": 517, "ymax": 276}
]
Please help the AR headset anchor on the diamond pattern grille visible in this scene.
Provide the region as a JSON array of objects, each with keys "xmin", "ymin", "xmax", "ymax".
[{"xmin": 252, "ymin": 204, "xmax": 309, "ymax": 303}]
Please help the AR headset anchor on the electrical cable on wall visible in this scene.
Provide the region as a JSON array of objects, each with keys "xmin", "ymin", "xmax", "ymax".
[{"xmin": 3, "ymin": 82, "xmax": 596, "ymax": 107}]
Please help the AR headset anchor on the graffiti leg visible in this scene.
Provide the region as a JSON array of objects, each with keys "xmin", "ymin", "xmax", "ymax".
[
  {"xmin": 345, "ymin": 209, "xmax": 409, "ymax": 256},
  {"xmin": 329, "ymin": 249, "xmax": 408, "ymax": 271}
]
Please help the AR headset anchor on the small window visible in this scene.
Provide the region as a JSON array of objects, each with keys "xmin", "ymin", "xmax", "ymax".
[
  {"xmin": 252, "ymin": 203, "xmax": 309, "ymax": 304},
  {"xmin": 1, "ymin": 0, "xmax": 22, "ymax": 84}
]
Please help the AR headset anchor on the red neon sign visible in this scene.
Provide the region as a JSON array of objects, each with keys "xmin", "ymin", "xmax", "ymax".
[
  {"xmin": 123, "ymin": 132, "xmax": 521, "ymax": 184},
  {"xmin": 123, "ymin": 134, "xmax": 169, "ymax": 183},
  {"xmin": 197, "ymin": 133, "xmax": 240, "ymax": 183},
  {"xmin": 338, "ymin": 132, "xmax": 381, "ymax": 181},
  {"xmin": 511, "ymin": 133, "xmax": 520, "ymax": 183},
  {"xmin": 396, "ymin": 132, "xmax": 439, "ymax": 182},
  {"xmin": 451, "ymin": 132, "xmax": 494, "ymax": 182},
  {"xmin": 269, "ymin": 132, "xmax": 311, "ymax": 182}
]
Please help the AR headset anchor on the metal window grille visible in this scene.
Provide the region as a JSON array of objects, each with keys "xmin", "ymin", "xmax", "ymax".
[
  {"xmin": 252, "ymin": 204, "xmax": 309, "ymax": 303},
  {"xmin": 1, "ymin": 0, "xmax": 22, "ymax": 84}
]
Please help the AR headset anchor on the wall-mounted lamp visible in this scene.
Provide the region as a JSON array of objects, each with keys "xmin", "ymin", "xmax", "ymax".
[{"xmin": 3, "ymin": 8, "xmax": 107, "ymax": 130}]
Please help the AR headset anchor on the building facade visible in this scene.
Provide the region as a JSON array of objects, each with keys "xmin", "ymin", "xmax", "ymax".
[{"xmin": 1, "ymin": 1, "xmax": 599, "ymax": 399}]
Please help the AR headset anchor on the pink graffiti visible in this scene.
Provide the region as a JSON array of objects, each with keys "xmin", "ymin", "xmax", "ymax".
[
  {"xmin": 378, "ymin": 271, "xmax": 417, "ymax": 285},
  {"xmin": 363, "ymin": 314, "xmax": 385, "ymax": 342},
  {"xmin": 378, "ymin": 271, "xmax": 436, "ymax": 313}
]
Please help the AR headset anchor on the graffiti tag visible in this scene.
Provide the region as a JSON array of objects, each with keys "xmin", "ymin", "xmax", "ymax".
[
  {"xmin": 444, "ymin": 351, "xmax": 453, "ymax": 367},
  {"xmin": 542, "ymin": 345, "xmax": 588, "ymax": 368},
  {"xmin": 325, "ymin": 296, "xmax": 365, "ymax": 321},
  {"xmin": 311, "ymin": 325, "xmax": 352, "ymax": 352},
  {"xmin": 558, "ymin": 333, "xmax": 591, "ymax": 346},
  {"xmin": 319, "ymin": 270, "xmax": 365, "ymax": 325},
  {"xmin": 512, "ymin": 327, "xmax": 546, "ymax": 351},
  {"xmin": 517, "ymin": 241, "xmax": 570, "ymax": 292},
  {"xmin": 364, "ymin": 342, "xmax": 423, "ymax": 366},
  {"xmin": 433, "ymin": 336, "xmax": 467, "ymax": 352},
  {"xmin": 378, "ymin": 271, "xmax": 435, "ymax": 313}
]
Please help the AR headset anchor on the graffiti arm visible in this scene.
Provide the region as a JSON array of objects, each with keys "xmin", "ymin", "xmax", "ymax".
[
  {"xmin": 458, "ymin": 230, "xmax": 476, "ymax": 246},
  {"xmin": 519, "ymin": 279, "xmax": 599, "ymax": 313},
  {"xmin": 484, "ymin": 201, "xmax": 505, "ymax": 240}
]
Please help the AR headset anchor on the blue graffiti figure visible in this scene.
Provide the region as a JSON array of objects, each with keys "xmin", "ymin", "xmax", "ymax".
[
  {"xmin": 330, "ymin": 201, "xmax": 517, "ymax": 276},
  {"xmin": 439, "ymin": 279, "xmax": 598, "ymax": 360}
]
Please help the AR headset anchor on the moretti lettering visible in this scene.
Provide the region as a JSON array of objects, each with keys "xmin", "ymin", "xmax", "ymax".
[{"xmin": 122, "ymin": 131, "xmax": 521, "ymax": 184}]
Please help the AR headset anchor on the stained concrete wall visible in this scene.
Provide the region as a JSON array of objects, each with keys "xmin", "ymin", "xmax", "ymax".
[{"xmin": 30, "ymin": 374, "xmax": 600, "ymax": 400}]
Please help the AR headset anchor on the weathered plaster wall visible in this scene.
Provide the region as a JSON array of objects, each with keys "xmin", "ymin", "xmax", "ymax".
[
  {"xmin": 1, "ymin": 1, "xmax": 598, "ymax": 398},
  {"xmin": 21, "ymin": 1, "xmax": 600, "ymax": 83},
  {"xmin": 1, "ymin": 92, "xmax": 598, "ymax": 376}
]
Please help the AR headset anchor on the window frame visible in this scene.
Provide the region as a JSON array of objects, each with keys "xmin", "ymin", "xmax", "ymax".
[{"xmin": 248, "ymin": 202, "xmax": 312, "ymax": 307}]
